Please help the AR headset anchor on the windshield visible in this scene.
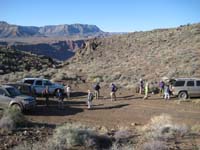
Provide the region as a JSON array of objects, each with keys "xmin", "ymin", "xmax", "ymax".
[{"xmin": 6, "ymin": 87, "xmax": 21, "ymax": 97}]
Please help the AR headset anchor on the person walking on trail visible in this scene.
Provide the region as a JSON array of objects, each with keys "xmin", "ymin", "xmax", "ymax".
[
  {"xmin": 139, "ymin": 78, "xmax": 144, "ymax": 94},
  {"xmin": 94, "ymin": 83, "xmax": 101, "ymax": 100},
  {"xmin": 110, "ymin": 83, "xmax": 117, "ymax": 101},
  {"xmin": 143, "ymin": 82, "xmax": 149, "ymax": 100},
  {"xmin": 87, "ymin": 90, "xmax": 94, "ymax": 109},
  {"xmin": 42, "ymin": 86, "xmax": 49, "ymax": 107},
  {"xmin": 65, "ymin": 84, "xmax": 71, "ymax": 100},
  {"xmin": 56, "ymin": 89, "xmax": 64, "ymax": 109},
  {"xmin": 164, "ymin": 84, "xmax": 170, "ymax": 100}
]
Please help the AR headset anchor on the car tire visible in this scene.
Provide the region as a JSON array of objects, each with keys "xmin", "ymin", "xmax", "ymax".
[
  {"xmin": 178, "ymin": 91, "xmax": 188, "ymax": 100},
  {"xmin": 11, "ymin": 104, "xmax": 22, "ymax": 112}
]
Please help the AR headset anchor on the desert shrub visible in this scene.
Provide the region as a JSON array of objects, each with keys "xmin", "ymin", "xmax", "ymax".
[
  {"xmin": 0, "ymin": 107, "xmax": 27, "ymax": 130},
  {"xmin": 142, "ymin": 140, "xmax": 168, "ymax": 150},
  {"xmin": 142, "ymin": 114, "xmax": 188, "ymax": 140},
  {"xmin": 111, "ymin": 142, "xmax": 134, "ymax": 150},
  {"xmin": 47, "ymin": 123, "xmax": 112, "ymax": 150},
  {"xmin": 89, "ymin": 75, "xmax": 104, "ymax": 83},
  {"xmin": 191, "ymin": 124, "xmax": 200, "ymax": 133}
]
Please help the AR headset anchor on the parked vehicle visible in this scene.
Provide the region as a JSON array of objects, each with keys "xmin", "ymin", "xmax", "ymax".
[
  {"xmin": 21, "ymin": 78, "xmax": 64, "ymax": 95},
  {"xmin": 171, "ymin": 78, "xmax": 200, "ymax": 99},
  {"xmin": 5, "ymin": 83, "xmax": 35, "ymax": 97},
  {"xmin": 0, "ymin": 85, "xmax": 36, "ymax": 111}
]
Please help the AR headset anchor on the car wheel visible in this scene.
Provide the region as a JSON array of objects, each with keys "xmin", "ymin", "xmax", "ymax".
[
  {"xmin": 178, "ymin": 91, "xmax": 188, "ymax": 100},
  {"xmin": 11, "ymin": 104, "xmax": 22, "ymax": 112}
]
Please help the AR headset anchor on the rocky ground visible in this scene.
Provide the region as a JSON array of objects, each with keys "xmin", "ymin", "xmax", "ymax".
[{"xmin": 0, "ymin": 83, "xmax": 200, "ymax": 150}]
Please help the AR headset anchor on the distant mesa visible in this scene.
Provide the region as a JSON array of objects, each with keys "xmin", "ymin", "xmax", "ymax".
[{"xmin": 0, "ymin": 21, "xmax": 106, "ymax": 38}]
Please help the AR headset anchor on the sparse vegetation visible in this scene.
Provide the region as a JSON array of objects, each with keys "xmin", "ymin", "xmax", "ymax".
[
  {"xmin": 0, "ymin": 107, "xmax": 27, "ymax": 131},
  {"xmin": 141, "ymin": 114, "xmax": 188, "ymax": 140}
]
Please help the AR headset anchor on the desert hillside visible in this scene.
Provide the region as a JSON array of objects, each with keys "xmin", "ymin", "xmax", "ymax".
[
  {"xmin": 65, "ymin": 23, "xmax": 200, "ymax": 87},
  {"xmin": 0, "ymin": 47, "xmax": 58, "ymax": 75}
]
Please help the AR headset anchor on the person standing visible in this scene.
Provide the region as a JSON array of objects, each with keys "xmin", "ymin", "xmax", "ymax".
[
  {"xmin": 159, "ymin": 81, "xmax": 165, "ymax": 96},
  {"xmin": 139, "ymin": 78, "xmax": 144, "ymax": 94},
  {"xmin": 143, "ymin": 82, "xmax": 149, "ymax": 100},
  {"xmin": 42, "ymin": 86, "xmax": 49, "ymax": 107},
  {"xmin": 56, "ymin": 89, "xmax": 64, "ymax": 109},
  {"xmin": 65, "ymin": 84, "xmax": 71, "ymax": 100},
  {"xmin": 110, "ymin": 83, "xmax": 117, "ymax": 101},
  {"xmin": 87, "ymin": 90, "xmax": 94, "ymax": 109},
  {"xmin": 94, "ymin": 83, "xmax": 101, "ymax": 100},
  {"xmin": 164, "ymin": 85, "xmax": 170, "ymax": 100}
]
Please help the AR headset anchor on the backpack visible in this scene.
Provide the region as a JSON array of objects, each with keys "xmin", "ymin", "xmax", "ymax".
[{"xmin": 89, "ymin": 93, "xmax": 94, "ymax": 101}]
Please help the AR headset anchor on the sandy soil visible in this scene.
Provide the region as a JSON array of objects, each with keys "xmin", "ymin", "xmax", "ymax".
[{"xmin": 26, "ymin": 84, "xmax": 200, "ymax": 129}]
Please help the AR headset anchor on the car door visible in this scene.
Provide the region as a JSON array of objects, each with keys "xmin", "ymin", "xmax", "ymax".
[
  {"xmin": 43, "ymin": 80, "xmax": 54, "ymax": 94},
  {"xmin": 186, "ymin": 80, "xmax": 195, "ymax": 97},
  {"xmin": 34, "ymin": 80, "xmax": 44, "ymax": 94},
  {"xmin": 0, "ymin": 88, "xmax": 11, "ymax": 108}
]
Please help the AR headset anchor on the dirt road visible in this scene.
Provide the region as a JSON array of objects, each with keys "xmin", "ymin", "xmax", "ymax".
[{"xmin": 26, "ymin": 86, "xmax": 200, "ymax": 129}]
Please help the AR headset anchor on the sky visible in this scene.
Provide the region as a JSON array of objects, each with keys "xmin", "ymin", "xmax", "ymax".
[{"xmin": 1, "ymin": 0, "xmax": 200, "ymax": 32}]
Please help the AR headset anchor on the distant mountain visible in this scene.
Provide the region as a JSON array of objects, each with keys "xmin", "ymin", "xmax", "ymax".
[{"xmin": 0, "ymin": 21, "xmax": 106, "ymax": 38}]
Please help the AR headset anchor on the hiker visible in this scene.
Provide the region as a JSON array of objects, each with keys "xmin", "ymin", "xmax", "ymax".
[
  {"xmin": 143, "ymin": 82, "xmax": 149, "ymax": 99},
  {"xmin": 87, "ymin": 90, "xmax": 94, "ymax": 109},
  {"xmin": 65, "ymin": 84, "xmax": 71, "ymax": 100},
  {"xmin": 56, "ymin": 89, "xmax": 64, "ymax": 109},
  {"xmin": 93, "ymin": 83, "xmax": 101, "ymax": 100},
  {"xmin": 164, "ymin": 85, "xmax": 170, "ymax": 100},
  {"xmin": 139, "ymin": 78, "xmax": 144, "ymax": 94},
  {"xmin": 110, "ymin": 83, "xmax": 117, "ymax": 101},
  {"xmin": 159, "ymin": 81, "xmax": 165, "ymax": 96},
  {"xmin": 42, "ymin": 86, "xmax": 49, "ymax": 107}
]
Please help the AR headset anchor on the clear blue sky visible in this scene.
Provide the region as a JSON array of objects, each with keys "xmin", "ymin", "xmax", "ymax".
[{"xmin": 1, "ymin": 0, "xmax": 200, "ymax": 32}]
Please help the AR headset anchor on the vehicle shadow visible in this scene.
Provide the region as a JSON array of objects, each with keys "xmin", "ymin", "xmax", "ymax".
[
  {"xmin": 26, "ymin": 99, "xmax": 84, "ymax": 116},
  {"xmin": 25, "ymin": 105, "xmax": 84, "ymax": 116}
]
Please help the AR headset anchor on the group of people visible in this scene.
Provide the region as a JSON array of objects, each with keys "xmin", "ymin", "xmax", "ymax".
[
  {"xmin": 87, "ymin": 82, "xmax": 118, "ymax": 109},
  {"xmin": 42, "ymin": 84, "xmax": 71, "ymax": 109},
  {"xmin": 41, "ymin": 78, "xmax": 172, "ymax": 110},
  {"xmin": 139, "ymin": 79, "xmax": 171, "ymax": 100}
]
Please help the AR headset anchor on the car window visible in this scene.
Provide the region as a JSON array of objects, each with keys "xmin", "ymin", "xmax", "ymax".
[
  {"xmin": 196, "ymin": 80, "xmax": 200, "ymax": 86},
  {"xmin": 174, "ymin": 81, "xmax": 185, "ymax": 87},
  {"xmin": 187, "ymin": 81, "xmax": 194, "ymax": 86},
  {"xmin": 44, "ymin": 80, "xmax": 52, "ymax": 86},
  {"xmin": 6, "ymin": 87, "xmax": 20, "ymax": 97},
  {"xmin": 35, "ymin": 80, "xmax": 43, "ymax": 86},
  {"xmin": 24, "ymin": 80, "xmax": 34, "ymax": 85},
  {"xmin": 0, "ymin": 89, "xmax": 6, "ymax": 95}
]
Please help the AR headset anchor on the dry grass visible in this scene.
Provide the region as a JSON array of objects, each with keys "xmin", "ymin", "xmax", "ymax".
[
  {"xmin": 0, "ymin": 107, "xmax": 27, "ymax": 131},
  {"xmin": 142, "ymin": 140, "xmax": 167, "ymax": 150},
  {"xmin": 141, "ymin": 114, "xmax": 188, "ymax": 141}
]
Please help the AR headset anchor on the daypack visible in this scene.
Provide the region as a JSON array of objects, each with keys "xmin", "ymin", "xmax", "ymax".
[
  {"xmin": 89, "ymin": 93, "xmax": 94, "ymax": 101},
  {"xmin": 112, "ymin": 85, "xmax": 118, "ymax": 92}
]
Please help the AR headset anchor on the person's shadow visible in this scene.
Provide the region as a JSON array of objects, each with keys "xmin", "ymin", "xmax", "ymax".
[{"xmin": 91, "ymin": 104, "xmax": 129, "ymax": 110}]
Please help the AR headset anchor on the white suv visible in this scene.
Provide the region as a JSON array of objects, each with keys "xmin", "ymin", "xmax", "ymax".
[
  {"xmin": 171, "ymin": 78, "xmax": 200, "ymax": 99},
  {"xmin": 21, "ymin": 78, "xmax": 64, "ymax": 95}
]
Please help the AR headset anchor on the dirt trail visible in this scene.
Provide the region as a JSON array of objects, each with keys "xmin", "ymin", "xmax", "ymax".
[{"xmin": 26, "ymin": 86, "xmax": 200, "ymax": 129}]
